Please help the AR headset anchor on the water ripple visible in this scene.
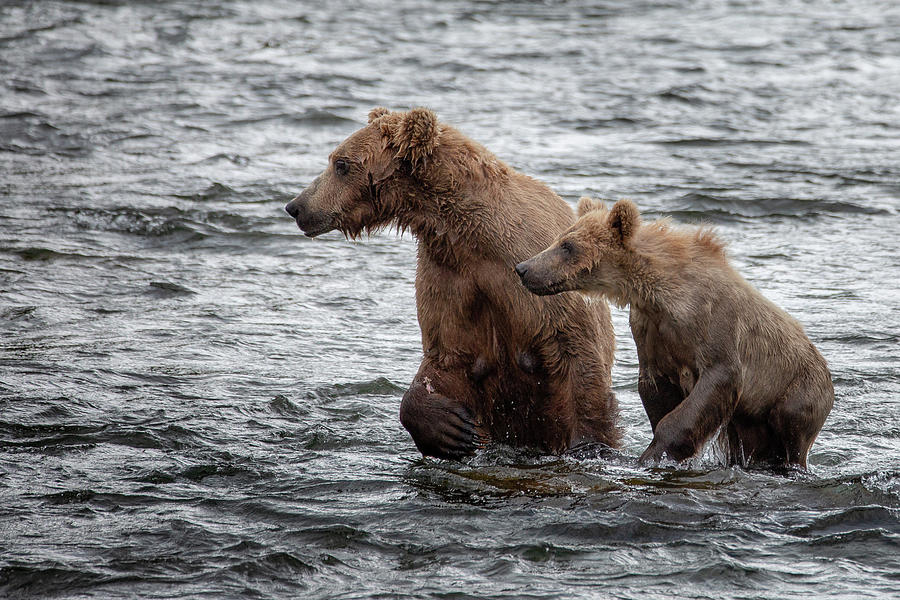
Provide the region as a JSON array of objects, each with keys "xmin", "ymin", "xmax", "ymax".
[{"xmin": 2, "ymin": 0, "xmax": 899, "ymax": 598}]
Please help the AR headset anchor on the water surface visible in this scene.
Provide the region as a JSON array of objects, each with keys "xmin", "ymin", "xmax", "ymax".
[{"xmin": 2, "ymin": 1, "xmax": 899, "ymax": 598}]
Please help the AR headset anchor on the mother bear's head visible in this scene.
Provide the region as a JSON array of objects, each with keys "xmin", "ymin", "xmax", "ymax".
[{"xmin": 285, "ymin": 107, "xmax": 442, "ymax": 239}]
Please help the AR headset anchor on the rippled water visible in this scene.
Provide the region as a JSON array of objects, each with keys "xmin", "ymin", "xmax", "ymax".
[{"xmin": 2, "ymin": 1, "xmax": 899, "ymax": 598}]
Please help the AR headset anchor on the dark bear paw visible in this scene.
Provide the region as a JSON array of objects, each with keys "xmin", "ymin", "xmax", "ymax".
[
  {"xmin": 638, "ymin": 435, "xmax": 695, "ymax": 465},
  {"xmin": 399, "ymin": 380, "xmax": 487, "ymax": 460}
]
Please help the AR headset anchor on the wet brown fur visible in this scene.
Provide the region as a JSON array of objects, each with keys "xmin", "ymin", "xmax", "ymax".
[
  {"xmin": 517, "ymin": 198, "xmax": 833, "ymax": 468},
  {"xmin": 285, "ymin": 108, "xmax": 620, "ymax": 458}
]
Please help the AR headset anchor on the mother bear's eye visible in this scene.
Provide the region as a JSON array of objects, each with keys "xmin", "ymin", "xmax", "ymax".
[{"xmin": 334, "ymin": 159, "xmax": 350, "ymax": 176}]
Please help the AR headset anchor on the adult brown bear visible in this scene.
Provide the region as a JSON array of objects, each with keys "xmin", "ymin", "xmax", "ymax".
[
  {"xmin": 516, "ymin": 197, "xmax": 834, "ymax": 468},
  {"xmin": 285, "ymin": 107, "xmax": 620, "ymax": 459}
]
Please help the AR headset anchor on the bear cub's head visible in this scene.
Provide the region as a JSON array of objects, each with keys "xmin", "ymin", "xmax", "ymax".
[
  {"xmin": 515, "ymin": 197, "xmax": 640, "ymax": 300},
  {"xmin": 285, "ymin": 107, "xmax": 441, "ymax": 238}
]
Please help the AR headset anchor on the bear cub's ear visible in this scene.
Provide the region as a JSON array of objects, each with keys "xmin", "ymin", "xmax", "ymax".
[
  {"xmin": 391, "ymin": 107, "xmax": 440, "ymax": 168},
  {"xmin": 608, "ymin": 199, "xmax": 640, "ymax": 244},
  {"xmin": 577, "ymin": 196, "xmax": 606, "ymax": 218}
]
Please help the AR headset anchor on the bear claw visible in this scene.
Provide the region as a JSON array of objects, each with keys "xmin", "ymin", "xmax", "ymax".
[{"xmin": 399, "ymin": 384, "xmax": 486, "ymax": 460}]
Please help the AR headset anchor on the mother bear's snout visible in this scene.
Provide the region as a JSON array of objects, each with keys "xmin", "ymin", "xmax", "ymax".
[
  {"xmin": 284, "ymin": 180, "xmax": 338, "ymax": 238},
  {"xmin": 284, "ymin": 196, "xmax": 302, "ymax": 219},
  {"xmin": 285, "ymin": 175, "xmax": 321, "ymax": 220}
]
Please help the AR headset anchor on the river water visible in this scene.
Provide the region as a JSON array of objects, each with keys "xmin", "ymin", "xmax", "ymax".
[{"xmin": 2, "ymin": 1, "xmax": 899, "ymax": 598}]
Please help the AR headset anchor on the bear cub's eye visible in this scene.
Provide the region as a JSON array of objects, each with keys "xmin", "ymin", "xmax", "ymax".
[
  {"xmin": 560, "ymin": 241, "xmax": 575, "ymax": 256},
  {"xmin": 334, "ymin": 159, "xmax": 350, "ymax": 176}
]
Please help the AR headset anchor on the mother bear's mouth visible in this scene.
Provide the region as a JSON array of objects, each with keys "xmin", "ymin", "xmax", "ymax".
[
  {"xmin": 298, "ymin": 220, "xmax": 335, "ymax": 238},
  {"xmin": 287, "ymin": 211, "xmax": 337, "ymax": 238},
  {"xmin": 284, "ymin": 196, "xmax": 337, "ymax": 238}
]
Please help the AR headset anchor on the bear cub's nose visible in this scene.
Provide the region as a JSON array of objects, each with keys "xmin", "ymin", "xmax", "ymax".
[{"xmin": 514, "ymin": 262, "xmax": 528, "ymax": 278}]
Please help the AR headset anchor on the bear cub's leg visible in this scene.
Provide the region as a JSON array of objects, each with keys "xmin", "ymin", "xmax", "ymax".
[{"xmin": 767, "ymin": 375, "xmax": 832, "ymax": 468}]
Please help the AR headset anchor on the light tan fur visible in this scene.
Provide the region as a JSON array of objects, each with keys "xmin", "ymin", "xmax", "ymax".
[{"xmin": 517, "ymin": 198, "xmax": 833, "ymax": 468}]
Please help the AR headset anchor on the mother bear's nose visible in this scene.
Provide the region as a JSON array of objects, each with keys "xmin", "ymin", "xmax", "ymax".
[{"xmin": 284, "ymin": 199, "xmax": 301, "ymax": 219}]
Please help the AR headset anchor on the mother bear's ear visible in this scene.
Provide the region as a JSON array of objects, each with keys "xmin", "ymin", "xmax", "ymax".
[
  {"xmin": 368, "ymin": 107, "xmax": 392, "ymax": 123},
  {"xmin": 386, "ymin": 107, "xmax": 440, "ymax": 169}
]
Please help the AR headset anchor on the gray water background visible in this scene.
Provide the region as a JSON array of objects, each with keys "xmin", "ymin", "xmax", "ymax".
[{"xmin": 1, "ymin": 1, "xmax": 899, "ymax": 598}]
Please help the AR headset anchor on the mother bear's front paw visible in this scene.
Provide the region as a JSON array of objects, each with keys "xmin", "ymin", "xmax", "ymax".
[{"xmin": 399, "ymin": 380, "xmax": 486, "ymax": 460}]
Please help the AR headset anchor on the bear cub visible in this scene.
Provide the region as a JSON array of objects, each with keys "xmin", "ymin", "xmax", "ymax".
[{"xmin": 515, "ymin": 198, "xmax": 833, "ymax": 468}]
